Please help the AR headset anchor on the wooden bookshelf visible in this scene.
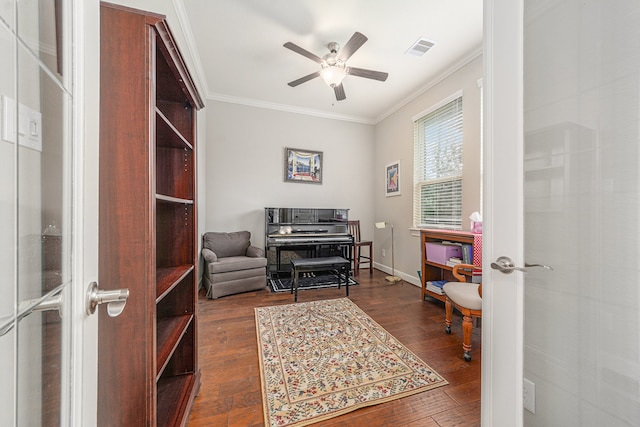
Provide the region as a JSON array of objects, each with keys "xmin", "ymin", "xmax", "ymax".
[
  {"xmin": 98, "ymin": 3, "xmax": 204, "ymax": 426},
  {"xmin": 420, "ymin": 229, "xmax": 481, "ymax": 301}
]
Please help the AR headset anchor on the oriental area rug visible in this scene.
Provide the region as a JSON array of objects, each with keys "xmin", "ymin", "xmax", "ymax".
[{"xmin": 254, "ymin": 298, "xmax": 448, "ymax": 427}]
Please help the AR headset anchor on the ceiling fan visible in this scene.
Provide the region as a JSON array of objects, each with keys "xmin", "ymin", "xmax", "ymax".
[{"xmin": 284, "ymin": 31, "xmax": 389, "ymax": 101}]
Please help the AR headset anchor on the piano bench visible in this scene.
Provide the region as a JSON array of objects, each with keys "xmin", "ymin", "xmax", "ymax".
[{"xmin": 290, "ymin": 256, "xmax": 351, "ymax": 302}]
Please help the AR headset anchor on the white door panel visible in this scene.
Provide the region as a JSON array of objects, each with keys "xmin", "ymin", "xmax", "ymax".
[{"xmin": 523, "ymin": 1, "xmax": 640, "ymax": 425}]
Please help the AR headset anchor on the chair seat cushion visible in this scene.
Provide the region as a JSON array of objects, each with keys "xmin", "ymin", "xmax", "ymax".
[
  {"xmin": 207, "ymin": 266, "xmax": 265, "ymax": 284},
  {"xmin": 208, "ymin": 255, "xmax": 267, "ymax": 274},
  {"xmin": 443, "ymin": 282, "xmax": 482, "ymax": 310}
]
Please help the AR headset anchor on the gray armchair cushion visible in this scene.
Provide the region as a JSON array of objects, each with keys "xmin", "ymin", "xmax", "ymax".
[
  {"xmin": 208, "ymin": 255, "xmax": 267, "ymax": 274},
  {"xmin": 203, "ymin": 231, "xmax": 250, "ymax": 258}
]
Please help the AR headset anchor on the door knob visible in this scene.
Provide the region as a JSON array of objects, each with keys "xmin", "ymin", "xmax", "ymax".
[
  {"xmin": 0, "ymin": 283, "xmax": 65, "ymax": 337},
  {"xmin": 490, "ymin": 256, "xmax": 553, "ymax": 274},
  {"xmin": 85, "ymin": 281, "xmax": 129, "ymax": 317}
]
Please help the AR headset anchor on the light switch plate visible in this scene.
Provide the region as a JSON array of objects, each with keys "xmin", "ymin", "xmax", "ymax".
[
  {"xmin": 18, "ymin": 102, "xmax": 42, "ymax": 152},
  {"xmin": 1, "ymin": 95, "xmax": 42, "ymax": 151}
]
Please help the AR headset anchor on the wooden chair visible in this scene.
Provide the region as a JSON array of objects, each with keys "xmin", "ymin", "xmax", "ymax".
[
  {"xmin": 443, "ymin": 263, "xmax": 482, "ymax": 361},
  {"xmin": 347, "ymin": 220, "xmax": 372, "ymax": 275}
]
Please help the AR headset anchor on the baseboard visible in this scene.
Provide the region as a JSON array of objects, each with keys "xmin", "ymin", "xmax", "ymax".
[{"xmin": 372, "ymin": 262, "xmax": 421, "ymax": 287}]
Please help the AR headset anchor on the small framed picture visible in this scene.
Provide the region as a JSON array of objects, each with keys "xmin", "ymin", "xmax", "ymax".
[
  {"xmin": 385, "ymin": 161, "xmax": 400, "ymax": 196},
  {"xmin": 284, "ymin": 147, "xmax": 323, "ymax": 184}
]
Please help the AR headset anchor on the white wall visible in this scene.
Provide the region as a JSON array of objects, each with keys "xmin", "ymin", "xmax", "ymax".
[
  {"xmin": 374, "ymin": 54, "xmax": 483, "ymax": 285},
  {"xmin": 204, "ymin": 101, "xmax": 375, "ymax": 248}
]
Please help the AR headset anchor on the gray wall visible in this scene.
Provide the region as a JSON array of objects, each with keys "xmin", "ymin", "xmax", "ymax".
[
  {"xmin": 203, "ymin": 55, "xmax": 482, "ymax": 287},
  {"xmin": 204, "ymin": 101, "xmax": 375, "ymax": 248},
  {"xmin": 374, "ymin": 54, "xmax": 483, "ymax": 285}
]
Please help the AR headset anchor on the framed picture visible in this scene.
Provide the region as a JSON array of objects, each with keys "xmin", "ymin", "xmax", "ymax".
[
  {"xmin": 284, "ymin": 147, "xmax": 323, "ymax": 184},
  {"xmin": 385, "ymin": 161, "xmax": 401, "ymax": 196}
]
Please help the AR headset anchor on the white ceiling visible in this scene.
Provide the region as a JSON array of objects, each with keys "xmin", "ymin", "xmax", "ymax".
[{"xmin": 177, "ymin": 0, "xmax": 483, "ymax": 124}]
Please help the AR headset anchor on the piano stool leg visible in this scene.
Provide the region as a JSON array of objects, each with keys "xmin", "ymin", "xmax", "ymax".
[
  {"xmin": 276, "ymin": 247, "xmax": 281, "ymax": 271},
  {"xmin": 345, "ymin": 266, "xmax": 349, "ymax": 296},
  {"xmin": 292, "ymin": 268, "xmax": 299, "ymax": 301}
]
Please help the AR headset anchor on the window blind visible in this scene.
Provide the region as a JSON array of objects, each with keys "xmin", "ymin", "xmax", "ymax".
[{"xmin": 413, "ymin": 95, "xmax": 463, "ymax": 229}]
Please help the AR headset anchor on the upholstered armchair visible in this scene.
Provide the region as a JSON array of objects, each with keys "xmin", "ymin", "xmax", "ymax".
[{"xmin": 201, "ymin": 231, "xmax": 267, "ymax": 299}]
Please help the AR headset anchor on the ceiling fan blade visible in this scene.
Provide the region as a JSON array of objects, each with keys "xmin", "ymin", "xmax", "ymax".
[
  {"xmin": 287, "ymin": 71, "xmax": 321, "ymax": 87},
  {"xmin": 337, "ymin": 32, "xmax": 368, "ymax": 61},
  {"xmin": 283, "ymin": 42, "xmax": 323, "ymax": 63},
  {"xmin": 334, "ymin": 83, "xmax": 346, "ymax": 101},
  {"xmin": 347, "ymin": 67, "xmax": 389, "ymax": 81}
]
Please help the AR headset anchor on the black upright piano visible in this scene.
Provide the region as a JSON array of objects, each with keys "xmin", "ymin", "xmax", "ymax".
[{"xmin": 264, "ymin": 207, "xmax": 354, "ymax": 276}]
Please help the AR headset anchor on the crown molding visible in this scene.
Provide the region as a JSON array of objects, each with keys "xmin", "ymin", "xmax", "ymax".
[
  {"xmin": 374, "ymin": 45, "xmax": 484, "ymax": 124},
  {"xmin": 172, "ymin": 0, "xmax": 373, "ymax": 124},
  {"xmin": 172, "ymin": 0, "xmax": 210, "ymax": 96},
  {"xmin": 208, "ymin": 93, "xmax": 377, "ymax": 125},
  {"xmin": 208, "ymin": 46, "xmax": 482, "ymax": 126},
  {"xmin": 170, "ymin": 0, "xmax": 481, "ymax": 127}
]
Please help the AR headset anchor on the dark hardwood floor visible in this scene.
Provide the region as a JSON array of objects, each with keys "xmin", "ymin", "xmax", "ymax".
[{"xmin": 188, "ymin": 269, "xmax": 481, "ymax": 426}]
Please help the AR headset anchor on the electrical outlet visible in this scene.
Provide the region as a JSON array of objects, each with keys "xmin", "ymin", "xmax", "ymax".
[
  {"xmin": 523, "ymin": 378, "xmax": 536, "ymax": 414},
  {"xmin": 381, "ymin": 249, "xmax": 386, "ymax": 257}
]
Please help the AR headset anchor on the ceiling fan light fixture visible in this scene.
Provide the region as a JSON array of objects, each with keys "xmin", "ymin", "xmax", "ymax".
[
  {"xmin": 284, "ymin": 32, "xmax": 388, "ymax": 101},
  {"xmin": 320, "ymin": 65, "xmax": 346, "ymax": 87}
]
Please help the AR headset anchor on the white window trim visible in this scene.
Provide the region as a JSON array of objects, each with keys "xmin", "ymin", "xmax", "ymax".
[
  {"xmin": 412, "ymin": 89, "xmax": 463, "ymax": 122},
  {"xmin": 413, "ymin": 90, "xmax": 464, "ymax": 230}
]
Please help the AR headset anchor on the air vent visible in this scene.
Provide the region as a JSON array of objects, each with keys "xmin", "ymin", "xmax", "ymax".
[{"xmin": 406, "ymin": 37, "xmax": 435, "ymax": 57}]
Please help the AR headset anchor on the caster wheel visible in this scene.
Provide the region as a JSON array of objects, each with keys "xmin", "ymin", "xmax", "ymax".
[
  {"xmin": 463, "ymin": 352, "xmax": 472, "ymax": 362},
  {"xmin": 445, "ymin": 326, "xmax": 451, "ymax": 334}
]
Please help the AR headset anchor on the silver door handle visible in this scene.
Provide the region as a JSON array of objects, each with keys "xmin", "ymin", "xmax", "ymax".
[
  {"xmin": 490, "ymin": 256, "xmax": 554, "ymax": 274},
  {"xmin": 85, "ymin": 281, "xmax": 129, "ymax": 317},
  {"xmin": 0, "ymin": 283, "xmax": 65, "ymax": 337}
]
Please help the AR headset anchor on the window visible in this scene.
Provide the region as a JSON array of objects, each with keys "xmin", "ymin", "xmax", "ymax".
[{"xmin": 413, "ymin": 93, "xmax": 463, "ymax": 229}]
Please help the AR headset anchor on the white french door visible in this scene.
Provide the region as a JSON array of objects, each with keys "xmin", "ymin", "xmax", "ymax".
[
  {"xmin": 0, "ymin": 1, "xmax": 100, "ymax": 425},
  {"xmin": 485, "ymin": 0, "xmax": 640, "ymax": 425},
  {"xmin": 483, "ymin": 1, "xmax": 525, "ymax": 425}
]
